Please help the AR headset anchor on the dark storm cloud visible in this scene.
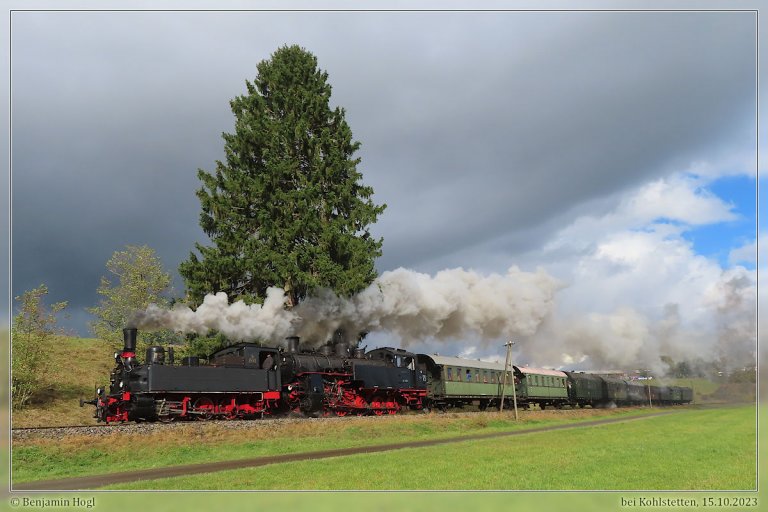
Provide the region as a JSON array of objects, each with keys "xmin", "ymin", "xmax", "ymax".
[
  {"xmin": 336, "ymin": 12, "xmax": 756, "ymax": 270},
  {"xmin": 8, "ymin": 11, "xmax": 756, "ymax": 334}
]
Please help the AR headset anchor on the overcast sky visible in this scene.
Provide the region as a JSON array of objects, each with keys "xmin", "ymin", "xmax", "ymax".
[{"xmin": 4, "ymin": 4, "xmax": 762, "ymax": 370}]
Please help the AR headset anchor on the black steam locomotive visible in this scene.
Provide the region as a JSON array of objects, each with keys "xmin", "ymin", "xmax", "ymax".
[{"xmin": 82, "ymin": 328, "xmax": 428, "ymax": 423}]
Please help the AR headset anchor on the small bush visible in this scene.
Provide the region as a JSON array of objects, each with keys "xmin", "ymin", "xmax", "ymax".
[{"xmin": 11, "ymin": 284, "xmax": 67, "ymax": 409}]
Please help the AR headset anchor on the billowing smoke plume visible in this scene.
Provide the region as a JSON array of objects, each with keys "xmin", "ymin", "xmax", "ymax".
[
  {"xmin": 134, "ymin": 286, "xmax": 297, "ymax": 343},
  {"xmin": 132, "ymin": 266, "xmax": 561, "ymax": 346},
  {"xmin": 293, "ymin": 266, "xmax": 560, "ymax": 345},
  {"xmin": 520, "ymin": 266, "xmax": 756, "ymax": 374}
]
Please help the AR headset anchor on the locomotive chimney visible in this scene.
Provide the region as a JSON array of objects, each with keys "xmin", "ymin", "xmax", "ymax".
[
  {"xmin": 286, "ymin": 336, "xmax": 300, "ymax": 354},
  {"xmin": 123, "ymin": 327, "xmax": 137, "ymax": 355}
]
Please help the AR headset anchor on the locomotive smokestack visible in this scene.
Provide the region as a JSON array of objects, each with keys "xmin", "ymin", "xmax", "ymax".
[
  {"xmin": 123, "ymin": 327, "xmax": 137, "ymax": 354},
  {"xmin": 286, "ymin": 336, "xmax": 300, "ymax": 354}
]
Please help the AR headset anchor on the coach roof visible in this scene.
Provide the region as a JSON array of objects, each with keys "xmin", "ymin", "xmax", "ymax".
[
  {"xmin": 421, "ymin": 354, "xmax": 507, "ymax": 372},
  {"xmin": 515, "ymin": 366, "xmax": 568, "ymax": 378}
]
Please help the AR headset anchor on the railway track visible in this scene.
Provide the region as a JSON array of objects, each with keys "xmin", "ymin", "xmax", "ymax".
[
  {"xmin": 11, "ymin": 414, "xmax": 342, "ymax": 441},
  {"xmin": 11, "ymin": 422, "xmax": 164, "ymax": 441},
  {"xmin": 13, "ymin": 424, "xmax": 109, "ymax": 431}
]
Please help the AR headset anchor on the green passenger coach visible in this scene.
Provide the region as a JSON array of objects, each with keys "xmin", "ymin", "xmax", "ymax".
[
  {"xmin": 417, "ymin": 354, "xmax": 512, "ymax": 411},
  {"xmin": 417, "ymin": 355, "xmax": 570, "ymax": 411},
  {"xmin": 513, "ymin": 366, "xmax": 569, "ymax": 408}
]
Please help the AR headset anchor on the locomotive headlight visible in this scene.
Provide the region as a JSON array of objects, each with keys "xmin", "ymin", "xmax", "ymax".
[
  {"xmin": 119, "ymin": 381, "xmax": 124, "ymax": 388},
  {"xmin": 97, "ymin": 387, "xmax": 104, "ymax": 396}
]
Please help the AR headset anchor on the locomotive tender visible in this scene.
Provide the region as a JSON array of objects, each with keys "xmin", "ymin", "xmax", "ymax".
[{"xmin": 82, "ymin": 328, "xmax": 692, "ymax": 423}]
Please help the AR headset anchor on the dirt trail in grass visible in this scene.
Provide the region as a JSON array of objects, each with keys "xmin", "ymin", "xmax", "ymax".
[{"xmin": 13, "ymin": 410, "xmax": 681, "ymax": 491}]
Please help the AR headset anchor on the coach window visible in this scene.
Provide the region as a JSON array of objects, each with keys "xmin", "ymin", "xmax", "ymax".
[
  {"xmin": 483, "ymin": 371, "xmax": 488, "ymax": 383},
  {"xmin": 466, "ymin": 369, "xmax": 472, "ymax": 382},
  {"xmin": 447, "ymin": 367, "xmax": 453, "ymax": 381}
]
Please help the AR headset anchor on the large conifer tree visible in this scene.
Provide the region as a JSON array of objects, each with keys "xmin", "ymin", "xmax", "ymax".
[{"xmin": 180, "ymin": 45, "xmax": 385, "ymax": 307}]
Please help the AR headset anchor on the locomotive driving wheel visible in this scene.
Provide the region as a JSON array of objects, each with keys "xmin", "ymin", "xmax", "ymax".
[
  {"xmin": 385, "ymin": 399, "xmax": 400, "ymax": 415},
  {"xmin": 370, "ymin": 396, "xmax": 385, "ymax": 416},
  {"xmin": 156, "ymin": 399, "xmax": 174, "ymax": 423},
  {"xmin": 193, "ymin": 397, "xmax": 215, "ymax": 421},
  {"xmin": 217, "ymin": 398, "xmax": 238, "ymax": 420}
]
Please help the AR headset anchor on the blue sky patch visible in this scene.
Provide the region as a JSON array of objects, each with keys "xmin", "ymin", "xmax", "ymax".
[{"xmin": 681, "ymin": 175, "xmax": 757, "ymax": 268}]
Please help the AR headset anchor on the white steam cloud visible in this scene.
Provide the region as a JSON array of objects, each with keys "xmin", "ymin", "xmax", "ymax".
[
  {"xmin": 131, "ymin": 266, "xmax": 561, "ymax": 347},
  {"xmin": 519, "ymin": 266, "xmax": 757, "ymax": 374}
]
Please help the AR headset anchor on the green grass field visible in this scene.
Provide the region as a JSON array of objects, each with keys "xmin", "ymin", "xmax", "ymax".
[
  {"xmin": 12, "ymin": 407, "xmax": 658, "ymax": 484},
  {"xmin": 12, "ymin": 405, "xmax": 755, "ymax": 490},
  {"xmin": 100, "ymin": 405, "xmax": 755, "ymax": 491}
]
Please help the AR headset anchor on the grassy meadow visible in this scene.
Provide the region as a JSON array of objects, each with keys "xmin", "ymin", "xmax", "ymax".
[
  {"xmin": 12, "ymin": 405, "xmax": 756, "ymax": 491},
  {"xmin": 101, "ymin": 405, "xmax": 756, "ymax": 491}
]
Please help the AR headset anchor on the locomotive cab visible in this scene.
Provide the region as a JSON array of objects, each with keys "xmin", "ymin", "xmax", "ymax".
[{"xmin": 82, "ymin": 329, "xmax": 282, "ymax": 423}]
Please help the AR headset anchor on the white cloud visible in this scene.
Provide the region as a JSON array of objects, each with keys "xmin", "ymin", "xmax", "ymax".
[
  {"xmin": 728, "ymin": 236, "xmax": 760, "ymax": 266},
  {"xmin": 624, "ymin": 174, "xmax": 737, "ymax": 225},
  {"xmin": 513, "ymin": 171, "xmax": 756, "ymax": 372},
  {"xmin": 543, "ymin": 172, "xmax": 737, "ymax": 258}
]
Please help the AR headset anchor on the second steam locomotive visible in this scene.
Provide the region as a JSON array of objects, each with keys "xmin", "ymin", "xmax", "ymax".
[{"xmin": 82, "ymin": 327, "xmax": 692, "ymax": 423}]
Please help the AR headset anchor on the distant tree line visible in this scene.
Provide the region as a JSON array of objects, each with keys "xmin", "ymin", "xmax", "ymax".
[{"xmin": 660, "ymin": 355, "xmax": 756, "ymax": 383}]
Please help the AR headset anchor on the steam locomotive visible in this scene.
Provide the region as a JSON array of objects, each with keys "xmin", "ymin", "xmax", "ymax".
[
  {"xmin": 81, "ymin": 328, "xmax": 692, "ymax": 423},
  {"xmin": 82, "ymin": 328, "xmax": 427, "ymax": 423}
]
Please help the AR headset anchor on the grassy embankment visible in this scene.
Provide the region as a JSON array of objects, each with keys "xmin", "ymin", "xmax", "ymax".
[
  {"xmin": 102, "ymin": 405, "xmax": 756, "ymax": 491},
  {"xmin": 12, "ymin": 336, "xmax": 115, "ymax": 427}
]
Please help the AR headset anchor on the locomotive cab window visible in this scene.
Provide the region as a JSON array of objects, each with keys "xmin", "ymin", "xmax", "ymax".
[{"xmin": 259, "ymin": 352, "xmax": 275, "ymax": 370}]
